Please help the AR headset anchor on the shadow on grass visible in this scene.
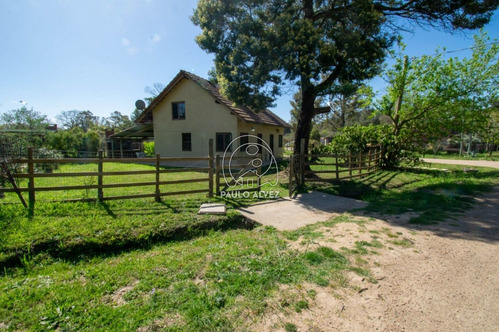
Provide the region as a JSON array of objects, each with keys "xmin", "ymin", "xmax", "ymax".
[
  {"xmin": 309, "ymin": 167, "xmax": 498, "ymax": 242},
  {"xmin": 0, "ymin": 205, "xmax": 255, "ymax": 273}
]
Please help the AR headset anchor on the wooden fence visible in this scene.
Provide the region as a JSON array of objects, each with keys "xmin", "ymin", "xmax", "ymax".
[
  {"xmin": 214, "ymin": 154, "xmax": 262, "ymax": 195},
  {"xmin": 289, "ymin": 141, "xmax": 382, "ymax": 196},
  {"xmin": 0, "ymin": 140, "xmax": 215, "ymax": 211}
]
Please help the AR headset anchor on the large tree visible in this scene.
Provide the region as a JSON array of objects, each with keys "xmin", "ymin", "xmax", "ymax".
[
  {"xmin": 0, "ymin": 106, "xmax": 49, "ymax": 131},
  {"xmin": 56, "ymin": 110, "xmax": 100, "ymax": 133},
  {"xmin": 192, "ymin": 0, "xmax": 497, "ymax": 181}
]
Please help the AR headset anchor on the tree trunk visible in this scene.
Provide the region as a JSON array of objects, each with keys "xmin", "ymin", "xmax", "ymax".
[{"xmin": 293, "ymin": 88, "xmax": 315, "ymax": 187}]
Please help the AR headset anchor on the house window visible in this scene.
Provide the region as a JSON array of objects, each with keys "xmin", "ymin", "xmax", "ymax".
[
  {"xmin": 216, "ymin": 133, "xmax": 232, "ymax": 152},
  {"xmin": 172, "ymin": 102, "xmax": 186, "ymax": 120},
  {"xmin": 278, "ymin": 134, "xmax": 283, "ymax": 148},
  {"xmin": 239, "ymin": 133, "xmax": 248, "ymax": 152},
  {"xmin": 182, "ymin": 133, "xmax": 191, "ymax": 151}
]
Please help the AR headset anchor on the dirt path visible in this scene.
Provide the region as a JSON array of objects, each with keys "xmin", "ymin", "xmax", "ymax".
[
  {"xmin": 252, "ymin": 187, "xmax": 499, "ymax": 331},
  {"xmin": 422, "ymin": 158, "xmax": 499, "ymax": 169}
]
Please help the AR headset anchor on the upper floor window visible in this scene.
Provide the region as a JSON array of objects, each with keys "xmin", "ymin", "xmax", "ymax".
[{"xmin": 172, "ymin": 102, "xmax": 186, "ymax": 120}]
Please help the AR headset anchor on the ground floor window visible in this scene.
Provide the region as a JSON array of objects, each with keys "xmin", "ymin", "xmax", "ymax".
[
  {"xmin": 239, "ymin": 133, "xmax": 248, "ymax": 152},
  {"xmin": 278, "ymin": 134, "xmax": 283, "ymax": 148},
  {"xmin": 216, "ymin": 132, "xmax": 232, "ymax": 152},
  {"xmin": 182, "ymin": 133, "xmax": 191, "ymax": 151}
]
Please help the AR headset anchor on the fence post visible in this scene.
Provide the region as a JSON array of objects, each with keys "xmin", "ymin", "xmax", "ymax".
[
  {"xmin": 208, "ymin": 139, "xmax": 214, "ymax": 198},
  {"xmin": 215, "ymin": 154, "xmax": 221, "ymax": 196},
  {"xmin": 155, "ymin": 153, "xmax": 161, "ymax": 202},
  {"xmin": 358, "ymin": 151, "xmax": 362, "ymax": 177},
  {"xmin": 348, "ymin": 152, "xmax": 352, "ymax": 178},
  {"xmin": 368, "ymin": 149, "xmax": 372, "ymax": 173},
  {"xmin": 335, "ymin": 156, "xmax": 339, "ymax": 181},
  {"xmin": 27, "ymin": 147, "xmax": 35, "ymax": 214},
  {"xmin": 98, "ymin": 149, "xmax": 103, "ymax": 203},
  {"xmin": 288, "ymin": 155, "xmax": 294, "ymax": 197},
  {"xmin": 257, "ymin": 153, "xmax": 262, "ymax": 191},
  {"xmin": 299, "ymin": 138, "xmax": 305, "ymax": 187}
]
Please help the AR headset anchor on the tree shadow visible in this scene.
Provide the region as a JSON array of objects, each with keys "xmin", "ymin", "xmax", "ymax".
[
  {"xmin": 308, "ymin": 169, "xmax": 498, "ymax": 243},
  {"xmin": 0, "ymin": 206, "xmax": 255, "ymax": 274}
]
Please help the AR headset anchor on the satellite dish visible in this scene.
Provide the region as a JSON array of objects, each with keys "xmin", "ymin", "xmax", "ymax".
[{"xmin": 135, "ymin": 99, "xmax": 146, "ymax": 110}]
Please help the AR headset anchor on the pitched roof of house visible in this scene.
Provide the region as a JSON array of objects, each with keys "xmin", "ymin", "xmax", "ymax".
[{"xmin": 136, "ymin": 70, "xmax": 291, "ymax": 128}]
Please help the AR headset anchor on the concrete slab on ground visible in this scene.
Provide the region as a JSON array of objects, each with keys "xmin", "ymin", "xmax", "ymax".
[
  {"xmin": 198, "ymin": 203, "xmax": 226, "ymax": 215},
  {"xmin": 237, "ymin": 191, "xmax": 367, "ymax": 231}
]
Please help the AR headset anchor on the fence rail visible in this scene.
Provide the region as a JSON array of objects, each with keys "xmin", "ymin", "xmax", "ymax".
[
  {"xmin": 289, "ymin": 139, "xmax": 382, "ymax": 196},
  {"xmin": 0, "ymin": 140, "xmax": 216, "ymax": 212}
]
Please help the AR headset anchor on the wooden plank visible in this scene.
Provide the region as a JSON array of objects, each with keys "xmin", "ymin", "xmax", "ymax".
[
  {"xmin": 0, "ymin": 161, "xmax": 27, "ymax": 207},
  {"xmin": 28, "ymin": 147, "xmax": 35, "ymax": 212},
  {"xmin": 159, "ymin": 189, "xmax": 209, "ymax": 197},
  {"xmin": 102, "ymin": 193, "xmax": 157, "ymax": 201},
  {"xmin": 305, "ymin": 170, "xmax": 336, "ymax": 174},
  {"xmin": 13, "ymin": 170, "xmax": 156, "ymax": 178},
  {"xmin": 215, "ymin": 155, "xmax": 221, "ymax": 195},
  {"xmin": 155, "ymin": 153, "xmax": 161, "ymax": 202},
  {"xmin": 208, "ymin": 139, "xmax": 214, "ymax": 197},
  {"xmin": 159, "ymin": 178, "xmax": 208, "ymax": 185},
  {"xmin": 305, "ymin": 162, "xmax": 338, "ymax": 166},
  {"xmin": 98, "ymin": 149, "xmax": 103, "ymax": 202},
  {"xmin": 335, "ymin": 156, "xmax": 339, "ymax": 181},
  {"xmin": 160, "ymin": 167, "xmax": 210, "ymax": 173},
  {"xmin": 159, "ymin": 157, "xmax": 210, "ymax": 162},
  {"xmin": 16, "ymin": 157, "xmax": 210, "ymax": 164}
]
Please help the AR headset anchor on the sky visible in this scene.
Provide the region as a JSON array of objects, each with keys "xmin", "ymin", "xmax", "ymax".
[{"xmin": 0, "ymin": 1, "xmax": 498, "ymax": 124}]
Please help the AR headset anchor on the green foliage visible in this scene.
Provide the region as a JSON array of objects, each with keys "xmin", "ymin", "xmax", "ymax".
[
  {"xmin": 192, "ymin": 0, "xmax": 497, "ymax": 168},
  {"xmin": 0, "ymin": 106, "xmax": 49, "ymax": 131},
  {"xmin": 328, "ymin": 125, "xmax": 388, "ymax": 155},
  {"xmin": 192, "ymin": 0, "xmax": 390, "ymax": 111},
  {"xmin": 56, "ymin": 110, "xmax": 99, "ymax": 132},
  {"xmin": 375, "ymin": 32, "xmax": 499, "ymax": 167},
  {"xmin": 143, "ymin": 141, "xmax": 155, "ymax": 157},
  {"xmin": 45, "ymin": 128, "xmax": 100, "ymax": 157},
  {"xmin": 34, "ymin": 148, "xmax": 63, "ymax": 173}
]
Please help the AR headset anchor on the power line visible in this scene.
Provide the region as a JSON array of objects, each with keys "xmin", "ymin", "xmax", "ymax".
[{"xmin": 408, "ymin": 42, "xmax": 497, "ymax": 60}]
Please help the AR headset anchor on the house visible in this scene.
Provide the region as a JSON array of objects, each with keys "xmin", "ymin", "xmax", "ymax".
[{"xmin": 127, "ymin": 70, "xmax": 290, "ymax": 161}]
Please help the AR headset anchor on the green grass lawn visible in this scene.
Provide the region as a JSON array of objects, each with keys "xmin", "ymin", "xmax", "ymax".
[
  {"xmin": 308, "ymin": 162, "xmax": 498, "ymax": 224},
  {"xmin": 0, "ymin": 198, "xmax": 359, "ymax": 331},
  {"xmin": 0, "ymin": 161, "xmax": 497, "ymax": 330}
]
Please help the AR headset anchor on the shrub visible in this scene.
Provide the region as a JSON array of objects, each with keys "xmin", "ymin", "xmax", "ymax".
[
  {"xmin": 143, "ymin": 141, "xmax": 155, "ymax": 157},
  {"xmin": 328, "ymin": 125, "xmax": 388, "ymax": 155},
  {"xmin": 35, "ymin": 148, "xmax": 63, "ymax": 173}
]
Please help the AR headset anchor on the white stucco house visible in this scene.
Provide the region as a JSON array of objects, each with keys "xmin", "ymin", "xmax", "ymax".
[{"xmin": 118, "ymin": 70, "xmax": 290, "ymax": 161}]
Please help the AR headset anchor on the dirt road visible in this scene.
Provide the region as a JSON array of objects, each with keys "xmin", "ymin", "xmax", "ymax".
[
  {"xmin": 253, "ymin": 187, "xmax": 499, "ymax": 331},
  {"xmin": 422, "ymin": 158, "xmax": 499, "ymax": 169}
]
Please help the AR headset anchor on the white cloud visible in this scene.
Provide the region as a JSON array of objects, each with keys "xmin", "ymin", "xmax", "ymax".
[
  {"xmin": 150, "ymin": 33, "xmax": 161, "ymax": 44},
  {"xmin": 121, "ymin": 37, "xmax": 130, "ymax": 47}
]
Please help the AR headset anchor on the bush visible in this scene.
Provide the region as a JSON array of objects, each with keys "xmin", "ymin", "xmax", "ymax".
[
  {"xmin": 35, "ymin": 148, "xmax": 63, "ymax": 173},
  {"xmin": 143, "ymin": 141, "xmax": 155, "ymax": 157},
  {"xmin": 328, "ymin": 125, "xmax": 388, "ymax": 155}
]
